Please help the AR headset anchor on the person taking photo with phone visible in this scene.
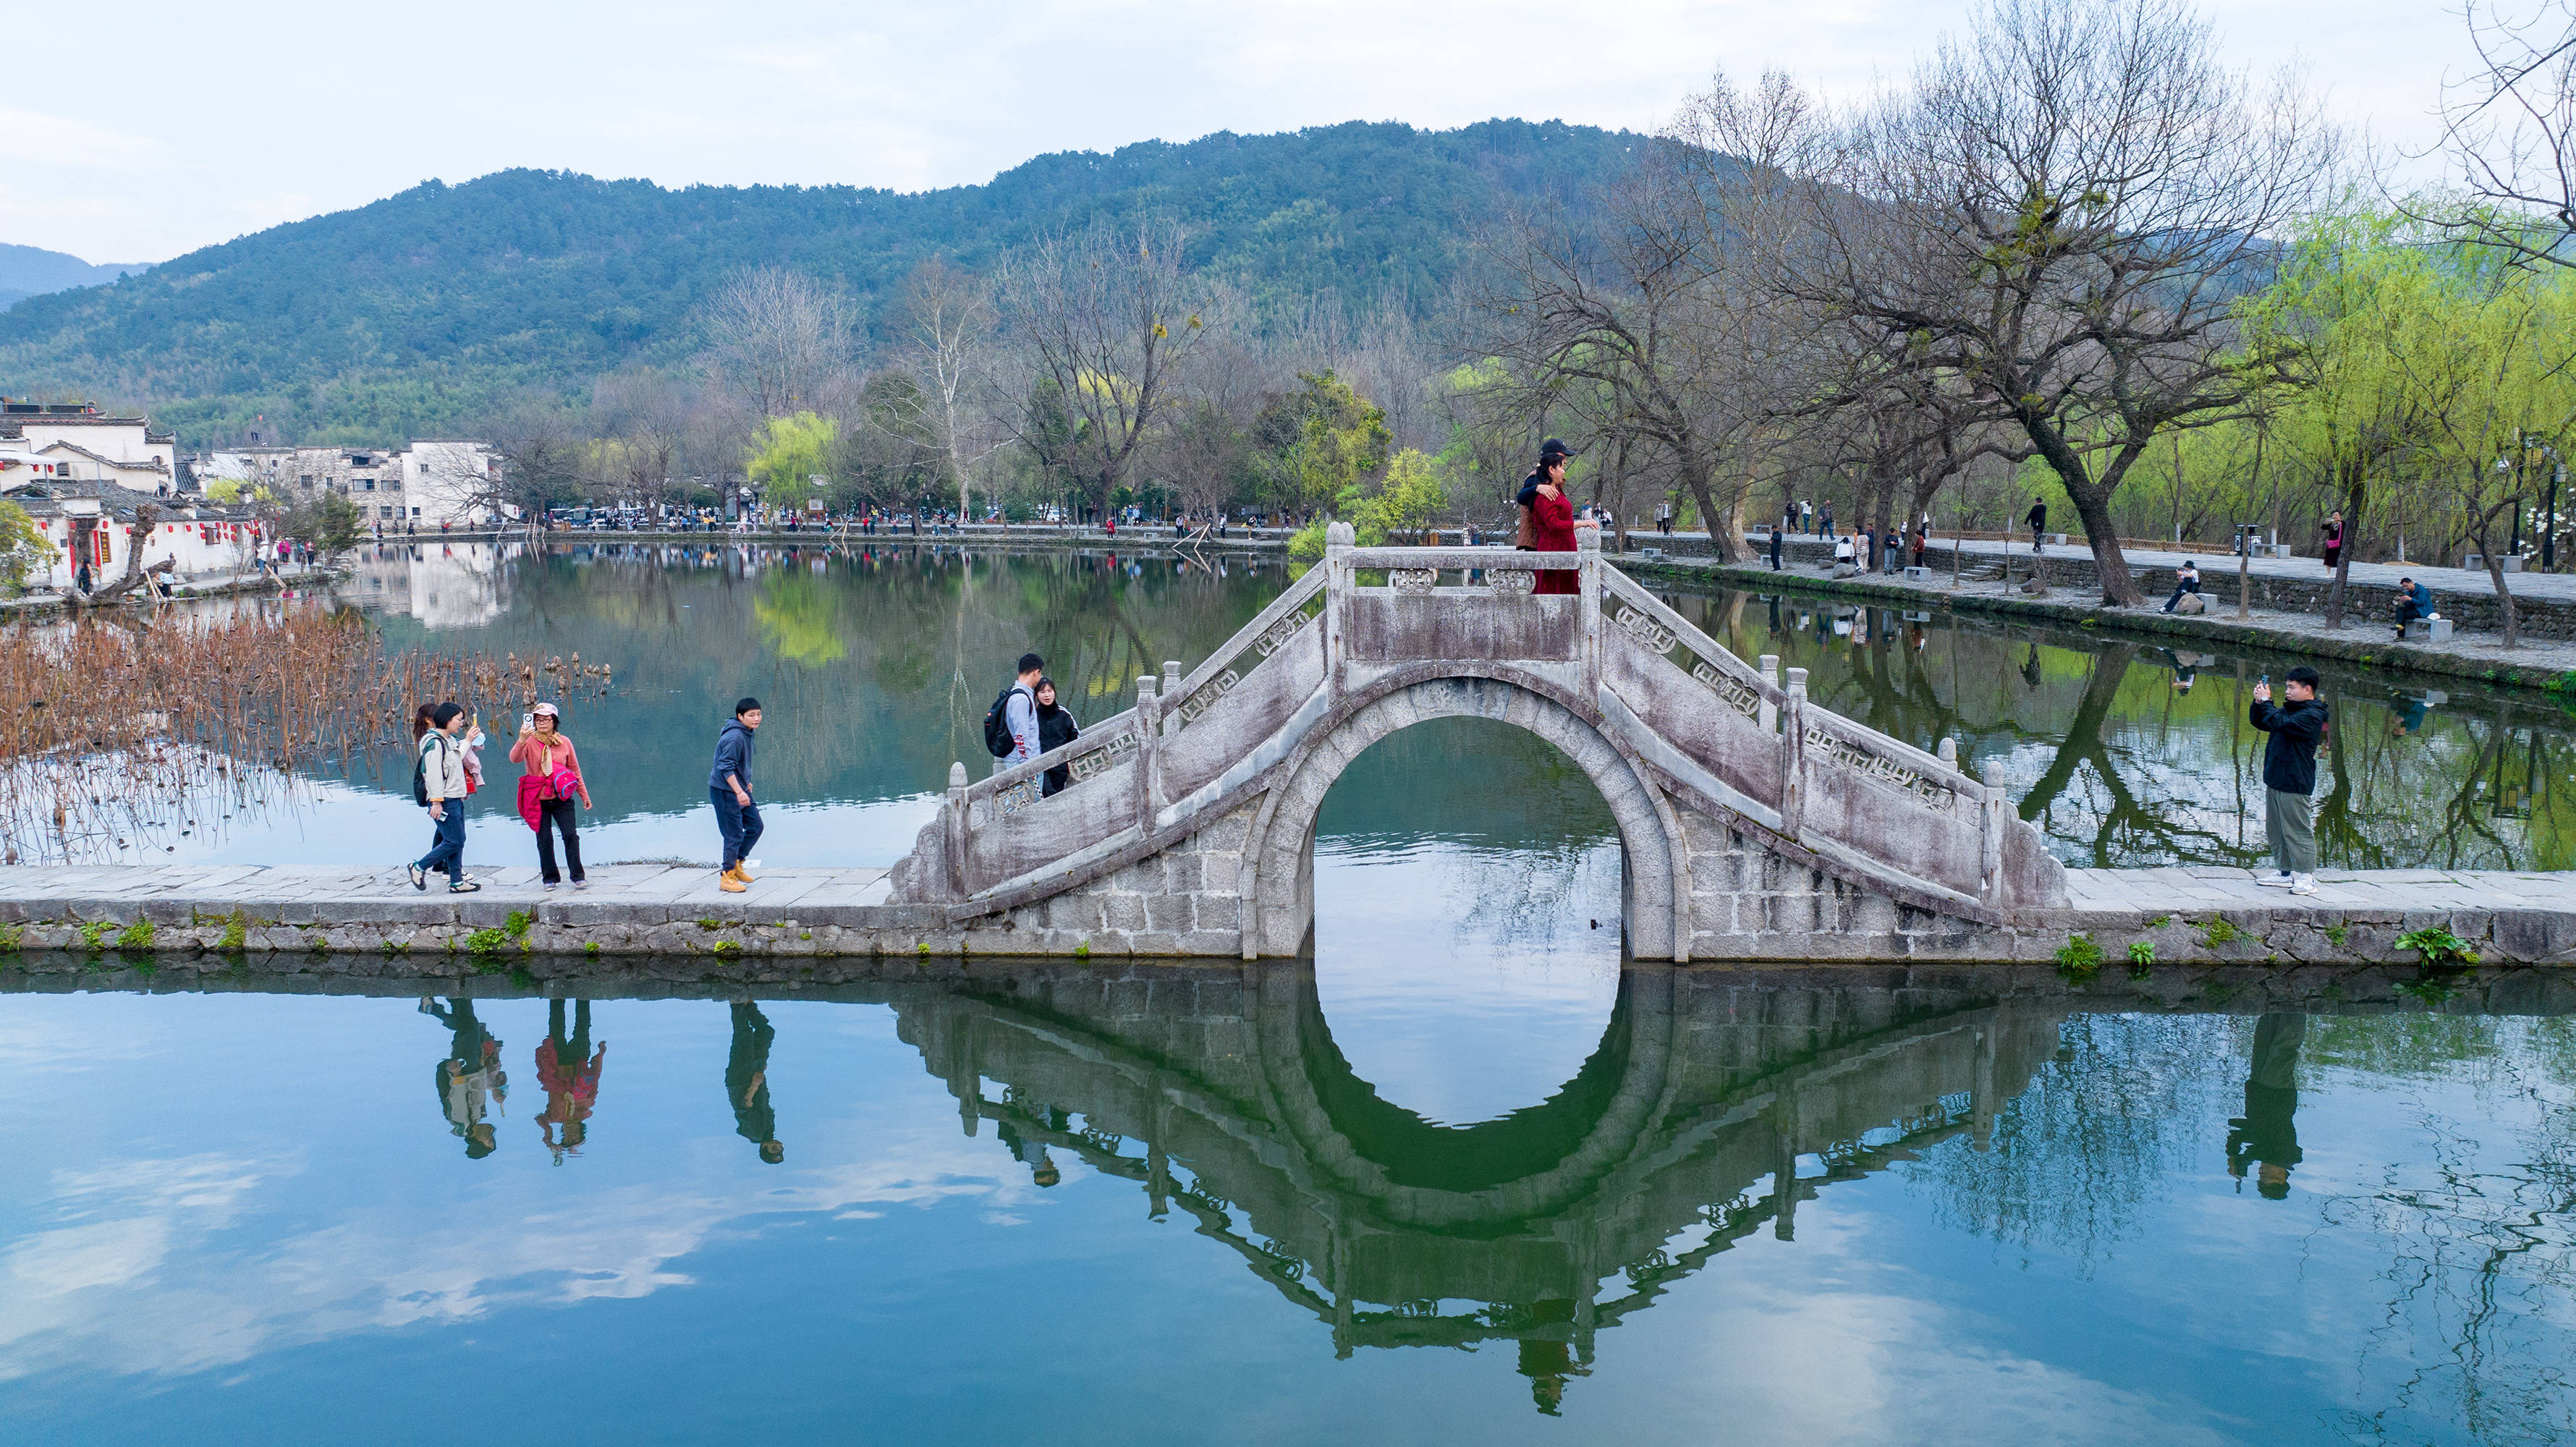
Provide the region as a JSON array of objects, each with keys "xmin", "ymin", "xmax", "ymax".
[{"xmin": 510, "ymin": 701, "xmax": 592, "ymax": 891}]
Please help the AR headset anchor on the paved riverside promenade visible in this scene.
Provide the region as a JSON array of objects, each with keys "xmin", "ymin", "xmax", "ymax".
[{"xmin": 0, "ymin": 858, "xmax": 2568, "ymax": 974}]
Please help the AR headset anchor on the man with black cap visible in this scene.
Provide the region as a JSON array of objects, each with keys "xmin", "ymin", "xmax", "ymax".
[{"xmin": 1515, "ymin": 438, "xmax": 1574, "ymax": 548}]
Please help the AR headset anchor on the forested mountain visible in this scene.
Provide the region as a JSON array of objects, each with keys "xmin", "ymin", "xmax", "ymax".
[
  {"xmin": 0, "ymin": 120, "xmax": 1636, "ymax": 445},
  {"xmin": 0, "ymin": 244, "xmax": 150, "ymax": 313}
]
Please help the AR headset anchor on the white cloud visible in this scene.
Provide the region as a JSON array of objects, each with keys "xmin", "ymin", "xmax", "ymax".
[{"xmin": 0, "ymin": 1123, "xmax": 1038, "ymax": 1383}]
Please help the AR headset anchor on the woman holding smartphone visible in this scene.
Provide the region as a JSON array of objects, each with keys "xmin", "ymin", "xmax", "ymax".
[{"xmin": 509, "ymin": 702, "xmax": 593, "ymax": 890}]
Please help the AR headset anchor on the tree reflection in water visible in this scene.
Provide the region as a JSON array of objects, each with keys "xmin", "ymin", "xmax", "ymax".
[{"xmin": 1672, "ymin": 589, "xmax": 2576, "ymax": 871}]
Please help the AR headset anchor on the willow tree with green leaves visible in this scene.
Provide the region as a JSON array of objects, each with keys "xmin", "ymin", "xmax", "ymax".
[
  {"xmin": 2245, "ymin": 205, "xmax": 2576, "ymax": 643},
  {"xmin": 2240, "ymin": 209, "xmax": 2466, "ymax": 628},
  {"xmin": 745, "ymin": 411, "xmax": 839, "ymax": 510}
]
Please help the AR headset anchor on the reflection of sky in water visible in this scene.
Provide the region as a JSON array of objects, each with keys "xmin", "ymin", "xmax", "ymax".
[{"xmin": 4, "ymin": 993, "xmax": 2569, "ymax": 1444}]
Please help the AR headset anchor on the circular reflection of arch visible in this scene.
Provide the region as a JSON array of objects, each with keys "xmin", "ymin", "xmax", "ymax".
[
  {"xmin": 1245, "ymin": 966, "xmax": 1681, "ymax": 1233},
  {"xmin": 1296, "ymin": 971, "xmax": 1638, "ymax": 1197},
  {"xmin": 1243, "ymin": 669, "xmax": 1687, "ymax": 960}
]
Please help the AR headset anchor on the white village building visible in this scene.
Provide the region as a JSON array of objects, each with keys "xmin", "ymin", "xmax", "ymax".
[
  {"xmin": 0, "ymin": 401, "xmax": 177, "ymax": 494},
  {"xmin": 199, "ymin": 439, "xmax": 501, "ymax": 528}
]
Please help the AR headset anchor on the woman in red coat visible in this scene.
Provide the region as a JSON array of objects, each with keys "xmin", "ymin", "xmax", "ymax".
[{"xmin": 1529, "ymin": 470, "xmax": 1594, "ymax": 594}]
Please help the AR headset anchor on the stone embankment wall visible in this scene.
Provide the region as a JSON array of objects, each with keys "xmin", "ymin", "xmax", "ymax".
[{"xmin": 0, "ymin": 857, "xmax": 2567, "ymax": 970}]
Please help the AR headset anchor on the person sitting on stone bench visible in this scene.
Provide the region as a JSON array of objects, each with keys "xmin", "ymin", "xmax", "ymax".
[
  {"xmin": 2391, "ymin": 577, "xmax": 2435, "ymax": 640},
  {"xmin": 2161, "ymin": 560, "xmax": 2203, "ymax": 614}
]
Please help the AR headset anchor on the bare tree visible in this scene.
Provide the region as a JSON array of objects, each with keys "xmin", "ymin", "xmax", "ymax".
[
  {"xmin": 1732, "ymin": 1, "xmax": 2336, "ymax": 604},
  {"xmin": 997, "ymin": 218, "xmax": 1209, "ymax": 521},
  {"xmin": 701, "ymin": 268, "xmax": 856, "ymax": 426},
  {"xmin": 2423, "ymin": 1, "xmax": 2576, "ymax": 270},
  {"xmin": 892, "ymin": 258, "xmax": 1004, "ymax": 521}
]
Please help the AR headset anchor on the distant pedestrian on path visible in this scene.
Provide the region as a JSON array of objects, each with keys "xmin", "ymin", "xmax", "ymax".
[
  {"xmin": 1035, "ymin": 676, "xmax": 1080, "ymax": 797},
  {"xmin": 1818, "ymin": 501, "xmax": 1835, "ymax": 540},
  {"xmin": 2250, "ymin": 666, "xmax": 2329, "ymax": 895},
  {"xmin": 1768, "ymin": 522, "xmax": 1784, "ymax": 572},
  {"xmin": 408, "ymin": 702, "xmax": 476, "ymax": 894},
  {"xmin": 2321, "ymin": 510, "xmax": 2344, "ymax": 570},
  {"xmin": 1910, "ymin": 519, "xmax": 1928, "ymax": 569},
  {"xmin": 1656, "ymin": 498, "xmax": 1674, "ymax": 535},
  {"xmin": 2025, "ymin": 497, "xmax": 2048, "ymax": 553},
  {"xmin": 711, "ymin": 697, "xmax": 763, "ymax": 892},
  {"xmin": 510, "ymin": 702, "xmax": 590, "ymax": 891},
  {"xmin": 727, "ymin": 1000, "xmax": 784, "ymax": 1164},
  {"xmin": 2391, "ymin": 577, "xmax": 2435, "ymax": 640},
  {"xmin": 2161, "ymin": 560, "xmax": 2203, "ymax": 613}
]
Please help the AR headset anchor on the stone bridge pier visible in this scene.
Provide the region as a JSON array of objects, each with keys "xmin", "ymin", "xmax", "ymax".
[{"xmin": 892, "ymin": 526, "xmax": 2068, "ymax": 960}]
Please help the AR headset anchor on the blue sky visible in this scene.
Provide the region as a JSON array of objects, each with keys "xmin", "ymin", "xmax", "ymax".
[{"xmin": 22, "ymin": 1, "xmax": 2483, "ymax": 263}]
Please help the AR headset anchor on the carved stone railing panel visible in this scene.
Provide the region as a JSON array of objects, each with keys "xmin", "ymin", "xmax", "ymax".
[
  {"xmin": 1177, "ymin": 668, "xmax": 1240, "ymax": 725},
  {"xmin": 1066, "ymin": 729, "xmax": 1139, "ymax": 782},
  {"xmin": 1802, "ymin": 721, "xmax": 1959, "ymax": 810},
  {"xmin": 1690, "ymin": 659, "xmax": 1763, "ymax": 719},
  {"xmin": 1389, "ymin": 568, "xmax": 1436, "ymax": 595},
  {"xmin": 993, "ymin": 776, "xmax": 1041, "ymax": 818}
]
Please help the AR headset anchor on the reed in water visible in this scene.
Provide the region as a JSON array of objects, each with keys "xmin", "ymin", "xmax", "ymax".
[{"xmin": 0, "ymin": 603, "xmax": 613, "ymax": 864}]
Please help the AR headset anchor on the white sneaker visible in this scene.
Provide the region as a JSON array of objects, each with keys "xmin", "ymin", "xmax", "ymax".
[
  {"xmin": 2256, "ymin": 872, "xmax": 2295, "ymax": 888},
  {"xmin": 2289, "ymin": 874, "xmax": 2318, "ymax": 895}
]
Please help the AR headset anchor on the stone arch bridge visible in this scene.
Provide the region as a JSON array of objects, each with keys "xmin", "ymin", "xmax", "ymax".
[{"xmin": 891, "ymin": 527, "xmax": 2067, "ymax": 959}]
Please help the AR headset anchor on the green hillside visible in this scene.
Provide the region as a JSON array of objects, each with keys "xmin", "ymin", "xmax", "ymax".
[{"xmin": 0, "ymin": 119, "xmax": 1636, "ymax": 445}]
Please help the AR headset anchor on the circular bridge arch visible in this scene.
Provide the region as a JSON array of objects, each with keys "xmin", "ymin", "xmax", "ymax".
[{"xmin": 1240, "ymin": 667, "xmax": 1689, "ymax": 959}]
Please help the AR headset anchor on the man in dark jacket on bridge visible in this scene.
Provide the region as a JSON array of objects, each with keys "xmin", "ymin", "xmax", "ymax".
[{"xmin": 2250, "ymin": 666, "xmax": 2328, "ymax": 896}]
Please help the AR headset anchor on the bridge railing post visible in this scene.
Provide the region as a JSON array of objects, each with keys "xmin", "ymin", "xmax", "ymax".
[
  {"xmin": 1161, "ymin": 661, "xmax": 1182, "ymax": 731},
  {"xmin": 1758, "ymin": 654, "xmax": 1779, "ymax": 732},
  {"xmin": 1135, "ymin": 676, "xmax": 1164, "ymax": 819},
  {"xmin": 1781, "ymin": 669, "xmax": 1808, "ymax": 839},
  {"xmin": 1579, "ymin": 528, "xmax": 1603, "ymax": 700},
  {"xmin": 1324, "ymin": 521, "xmax": 1355, "ymax": 702},
  {"xmin": 944, "ymin": 760, "xmax": 970, "ymax": 901},
  {"xmin": 1978, "ymin": 760, "xmax": 2007, "ymax": 904}
]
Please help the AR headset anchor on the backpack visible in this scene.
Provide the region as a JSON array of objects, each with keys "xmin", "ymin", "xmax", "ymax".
[
  {"xmin": 1513, "ymin": 503, "xmax": 1535, "ymax": 548},
  {"xmin": 412, "ymin": 733, "xmax": 448, "ymax": 807},
  {"xmin": 981, "ymin": 684, "xmax": 1026, "ymax": 758}
]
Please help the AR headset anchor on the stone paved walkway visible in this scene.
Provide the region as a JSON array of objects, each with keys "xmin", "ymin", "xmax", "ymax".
[
  {"xmin": 2062, "ymin": 865, "xmax": 2576, "ymax": 916},
  {"xmin": 1627, "ymin": 542, "xmax": 2576, "ymax": 685}
]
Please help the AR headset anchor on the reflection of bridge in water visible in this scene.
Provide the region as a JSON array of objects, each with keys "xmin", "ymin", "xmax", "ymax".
[{"xmin": 892, "ymin": 961, "xmax": 2063, "ymax": 1387}]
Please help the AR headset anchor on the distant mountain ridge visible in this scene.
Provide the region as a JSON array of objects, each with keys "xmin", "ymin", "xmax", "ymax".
[
  {"xmin": 0, "ymin": 119, "xmax": 1639, "ymax": 445},
  {"xmin": 0, "ymin": 244, "xmax": 151, "ymax": 313}
]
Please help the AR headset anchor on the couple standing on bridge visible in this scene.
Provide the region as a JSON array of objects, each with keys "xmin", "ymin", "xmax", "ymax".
[{"xmin": 1513, "ymin": 438, "xmax": 1598, "ymax": 593}]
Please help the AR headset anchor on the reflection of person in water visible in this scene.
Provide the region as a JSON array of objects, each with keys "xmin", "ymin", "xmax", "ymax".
[
  {"xmin": 726, "ymin": 1001, "xmax": 784, "ymax": 1164},
  {"xmin": 2165, "ymin": 648, "xmax": 2198, "ymax": 693},
  {"xmin": 2227, "ymin": 1013, "xmax": 2306, "ymax": 1199},
  {"xmin": 1512, "ymin": 1301, "xmax": 1586, "ymax": 1415},
  {"xmin": 2021, "ymin": 642, "xmax": 2044, "ymax": 689},
  {"xmin": 536, "ymin": 998, "xmax": 605, "ymax": 1163},
  {"xmin": 997, "ymin": 1103, "xmax": 1069, "ymax": 1187},
  {"xmin": 422, "ymin": 996, "xmax": 503, "ymax": 1158},
  {"xmin": 2391, "ymin": 693, "xmax": 2433, "ymax": 737}
]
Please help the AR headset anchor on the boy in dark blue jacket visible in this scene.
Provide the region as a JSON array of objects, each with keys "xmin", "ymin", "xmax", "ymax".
[{"xmin": 711, "ymin": 697, "xmax": 763, "ymax": 891}]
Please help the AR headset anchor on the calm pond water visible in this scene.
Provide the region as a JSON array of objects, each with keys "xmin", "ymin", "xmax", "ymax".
[
  {"xmin": 3, "ymin": 543, "xmax": 2573, "ymax": 1444},
  {"xmin": 36, "ymin": 538, "xmax": 2571, "ymax": 875}
]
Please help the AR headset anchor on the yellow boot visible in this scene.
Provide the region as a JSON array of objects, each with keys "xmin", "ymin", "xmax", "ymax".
[
  {"xmin": 729, "ymin": 860, "xmax": 757, "ymax": 883},
  {"xmin": 719, "ymin": 866, "xmax": 747, "ymax": 893}
]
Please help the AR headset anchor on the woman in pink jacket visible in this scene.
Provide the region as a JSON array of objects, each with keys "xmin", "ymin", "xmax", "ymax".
[{"xmin": 509, "ymin": 702, "xmax": 593, "ymax": 890}]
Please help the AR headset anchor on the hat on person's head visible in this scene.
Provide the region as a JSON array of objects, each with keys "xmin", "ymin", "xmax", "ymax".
[
  {"xmin": 532, "ymin": 701, "xmax": 559, "ymax": 718},
  {"xmin": 1539, "ymin": 438, "xmax": 1574, "ymax": 463}
]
